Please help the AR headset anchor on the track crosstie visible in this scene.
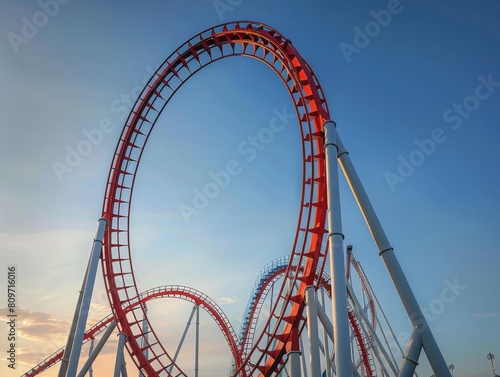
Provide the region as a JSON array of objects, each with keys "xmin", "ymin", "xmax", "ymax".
[{"xmin": 101, "ymin": 21, "xmax": 331, "ymax": 376}]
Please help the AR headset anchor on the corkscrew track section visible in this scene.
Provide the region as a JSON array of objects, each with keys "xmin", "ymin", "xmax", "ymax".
[{"xmin": 101, "ymin": 20, "xmax": 331, "ymax": 376}]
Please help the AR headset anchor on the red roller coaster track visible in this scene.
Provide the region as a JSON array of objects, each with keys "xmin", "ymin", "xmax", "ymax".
[
  {"xmin": 22, "ymin": 285, "xmax": 243, "ymax": 377},
  {"xmin": 239, "ymin": 255, "xmax": 378, "ymax": 377},
  {"xmin": 100, "ymin": 20, "xmax": 331, "ymax": 376},
  {"xmin": 24, "ymin": 256, "xmax": 377, "ymax": 377}
]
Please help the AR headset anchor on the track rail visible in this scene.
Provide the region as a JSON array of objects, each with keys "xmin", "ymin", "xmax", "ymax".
[
  {"xmin": 25, "ymin": 257, "xmax": 374, "ymax": 377},
  {"xmin": 101, "ymin": 20, "xmax": 330, "ymax": 376},
  {"xmin": 240, "ymin": 255, "xmax": 378, "ymax": 377},
  {"xmin": 22, "ymin": 286, "xmax": 242, "ymax": 377}
]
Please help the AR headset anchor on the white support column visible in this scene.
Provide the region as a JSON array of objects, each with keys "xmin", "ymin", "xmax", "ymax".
[
  {"xmin": 139, "ymin": 304, "xmax": 149, "ymax": 377},
  {"xmin": 88, "ymin": 337, "xmax": 94, "ymax": 377},
  {"xmin": 139, "ymin": 306, "xmax": 149, "ymax": 377},
  {"xmin": 64, "ymin": 218, "xmax": 108, "ymax": 377},
  {"xmin": 58, "ymin": 287, "xmax": 85, "ymax": 377},
  {"xmin": 168, "ymin": 304, "xmax": 197, "ymax": 376},
  {"xmin": 346, "ymin": 281, "xmax": 397, "ymax": 376},
  {"xmin": 288, "ymin": 351, "xmax": 302, "ymax": 377},
  {"xmin": 121, "ymin": 363, "xmax": 128, "ymax": 377},
  {"xmin": 194, "ymin": 304, "xmax": 200, "ymax": 377},
  {"xmin": 398, "ymin": 328, "xmax": 422, "ymax": 377},
  {"xmin": 77, "ymin": 320, "xmax": 117, "ymax": 377},
  {"xmin": 305, "ymin": 286, "xmax": 321, "ymax": 377},
  {"xmin": 324, "ymin": 120, "xmax": 352, "ymax": 377},
  {"xmin": 114, "ymin": 333, "xmax": 127, "ymax": 377},
  {"xmin": 287, "ymin": 327, "xmax": 302, "ymax": 377},
  {"xmin": 299, "ymin": 335, "xmax": 308, "ymax": 377},
  {"xmin": 317, "ymin": 299, "xmax": 334, "ymax": 343},
  {"xmin": 320, "ymin": 289, "xmax": 333, "ymax": 377},
  {"xmin": 335, "ymin": 132, "xmax": 451, "ymax": 377},
  {"xmin": 317, "ymin": 299, "xmax": 370, "ymax": 377}
]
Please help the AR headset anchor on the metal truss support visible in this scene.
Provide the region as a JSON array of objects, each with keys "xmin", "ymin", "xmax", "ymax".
[
  {"xmin": 76, "ymin": 320, "xmax": 117, "ymax": 377},
  {"xmin": 114, "ymin": 332, "xmax": 127, "ymax": 377},
  {"xmin": 167, "ymin": 305, "xmax": 197, "ymax": 375},
  {"xmin": 305, "ymin": 286, "xmax": 321, "ymax": 377},
  {"xmin": 59, "ymin": 218, "xmax": 108, "ymax": 377},
  {"xmin": 332, "ymin": 124, "xmax": 451, "ymax": 377},
  {"xmin": 345, "ymin": 281, "xmax": 397, "ymax": 376},
  {"xmin": 324, "ymin": 120, "xmax": 352, "ymax": 377}
]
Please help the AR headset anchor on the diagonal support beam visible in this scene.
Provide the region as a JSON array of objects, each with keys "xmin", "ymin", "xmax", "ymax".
[
  {"xmin": 324, "ymin": 120, "xmax": 353, "ymax": 376},
  {"xmin": 398, "ymin": 328, "xmax": 423, "ymax": 377},
  {"xmin": 332, "ymin": 125, "xmax": 451, "ymax": 377},
  {"xmin": 60, "ymin": 217, "xmax": 108, "ymax": 377}
]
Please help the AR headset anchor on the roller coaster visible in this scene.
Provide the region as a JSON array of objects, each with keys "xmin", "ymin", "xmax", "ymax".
[
  {"xmin": 25, "ymin": 249, "xmax": 405, "ymax": 377},
  {"xmin": 24, "ymin": 21, "xmax": 452, "ymax": 376}
]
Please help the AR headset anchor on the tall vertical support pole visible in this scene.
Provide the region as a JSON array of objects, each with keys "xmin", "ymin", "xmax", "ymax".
[
  {"xmin": 62, "ymin": 218, "xmax": 108, "ymax": 377},
  {"xmin": 320, "ymin": 289, "xmax": 332, "ymax": 377},
  {"xmin": 88, "ymin": 338, "xmax": 95, "ymax": 377},
  {"xmin": 113, "ymin": 333, "xmax": 127, "ymax": 377},
  {"xmin": 288, "ymin": 351, "xmax": 302, "ymax": 377},
  {"xmin": 287, "ymin": 327, "xmax": 302, "ymax": 377},
  {"xmin": 299, "ymin": 335, "xmax": 309, "ymax": 377},
  {"xmin": 324, "ymin": 121, "xmax": 352, "ymax": 376},
  {"xmin": 138, "ymin": 306, "xmax": 148, "ymax": 377},
  {"xmin": 334, "ymin": 132, "xmax": 451, "ymax": 377},
  {"xmin": 305, "ymin": 286, "xmax": 321, "ymax": 377},
  {"xmin": 194, "ymin": 304, "xmax": 200, "ymax": 377}
]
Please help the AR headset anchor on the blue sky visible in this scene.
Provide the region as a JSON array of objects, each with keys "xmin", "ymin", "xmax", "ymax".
[{"xmin": 0, "ymin": 0, "xmax": 499, "ymax": 376}]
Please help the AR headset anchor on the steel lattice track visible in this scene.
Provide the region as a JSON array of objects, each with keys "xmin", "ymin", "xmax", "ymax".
[
  {"xmin": 23, "ymin": 255, "xmax": 377, "ymax": 377},
  {"xmin": 100, "ymin": 20, "xmax": 330, "ymax": 376}
]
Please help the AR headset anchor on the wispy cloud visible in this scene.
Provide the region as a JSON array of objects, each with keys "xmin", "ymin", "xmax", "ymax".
[
  {"xmin": 218, "ymin": 296, "xmax": 238, "ymax": 305},
  {"xmin": 0, "ymin": 306, "xmax": 69, "ymax": 343},
  {"xmin": 0, "ymin": 306, "xmax": 120, "ymax": 375}
]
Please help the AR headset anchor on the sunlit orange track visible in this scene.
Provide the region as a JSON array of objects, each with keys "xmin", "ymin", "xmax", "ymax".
[{"xmin": 101, "ymin": 21, "xmax": 330, "ymax": 376}]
